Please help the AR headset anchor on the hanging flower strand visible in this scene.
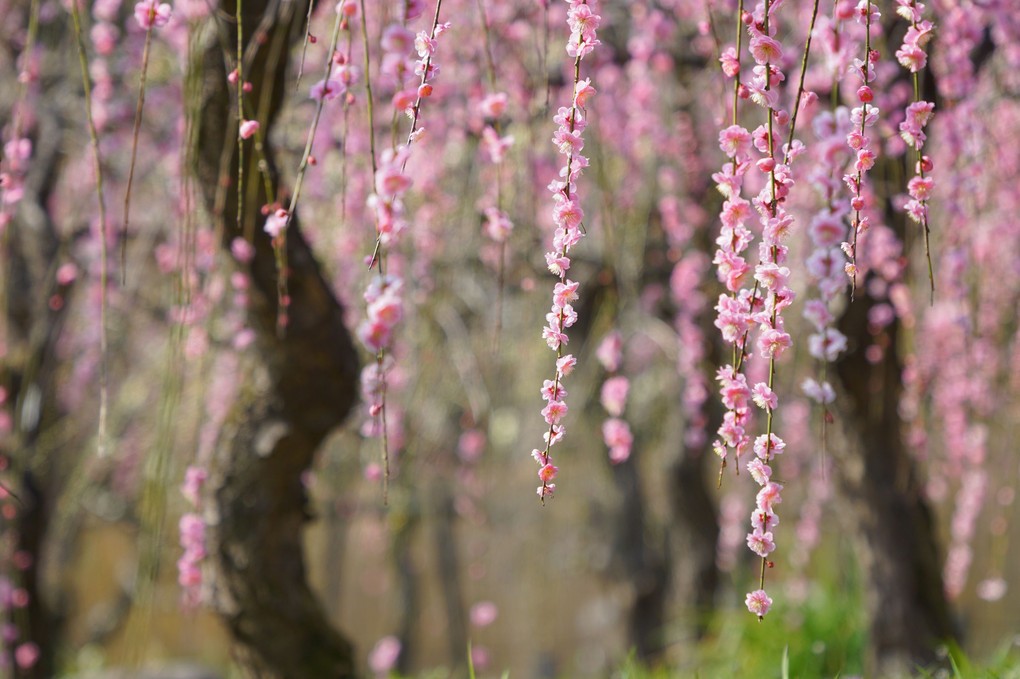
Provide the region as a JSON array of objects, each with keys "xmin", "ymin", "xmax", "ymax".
[
  {"xmin": 533, "ymin": 0, "xmax": 600, "ymax": 504},
  {"xmin": 743, "ymin": 0, "xmax": 797, "ymax": 621},
  {"xmin": 895, "ymin": 0, "xmax": 936, "ymax": 303},
  {"xmin": 358, "ymin": 1, "xmax": 448, "ymax": 502},
  {"xmin": 843, "ymin": 0, "xmax": 881, "ymax": 298}
]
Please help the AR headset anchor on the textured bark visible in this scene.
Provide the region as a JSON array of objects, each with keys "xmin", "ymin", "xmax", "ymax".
[
  {"xmin": 2, "ymin": 104, "xmax": 73, "ymax": 679},
  {"xmin": 667, "ymin": 437, "xmax": 720, "ymax": 640},
  {"xmin": 607, "ymin": 454, "xmax": 669, "ymax": 662},
  {"xmin": 835, "ymin": 292, "xmax": 955, "ymax": 677},
  {"xmin": 192, "ymin": 0, "xmax": 360, "ymax": 676},
  {"xmin": 432, "ymin": 486, "xmax": 466, "ymax": 670}
]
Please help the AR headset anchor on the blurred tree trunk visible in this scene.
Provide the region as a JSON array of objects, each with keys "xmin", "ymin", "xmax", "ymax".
[
  {"xmin": 2, "ymin": 104, "xmax": 74, "ymax": 679},
  {"xmin": 836, "ymin": 291, "xmax": 955, "ymax": 676},
  {"xmin": 432, "ymin": 485, "xmax": 467, "ymax": 671},
  {"xmin": 608, "ymin": 454, "xmax": 669, "ymax": 662},
  {"xmin": 667, "ymin": 425, "xmax": 720, "ymax": 640},
  {"xmin": 193, "ymin": 0, "xmax": 360, "ymax": 676}
]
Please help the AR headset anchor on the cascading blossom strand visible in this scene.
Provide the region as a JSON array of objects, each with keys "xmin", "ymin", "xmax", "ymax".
[
  {"xmin": 358, "ymin": 3, "xmax": 448, "ymax": 496},
  {"xmin": 533, "ymin": 0, "xmax": 600, "ymax": 503},
  {"xmin": 896, "ymin": 0, "xmax": 937, "ymax": 301},
  {"xmin": 743, "ymin": 0, "xmax": 797, "ymax": 620},
  {"xmin": 843, "ymin": 0, "xmax": 881, "ymax": 293}
]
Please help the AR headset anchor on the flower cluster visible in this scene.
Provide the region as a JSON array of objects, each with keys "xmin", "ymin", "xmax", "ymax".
[
  {"xmin": 177, "ymin": 465, "xmax": 207, "ymax": 607},
  {"xmin": 842, "ymin": 0, "xmax": 881, "ymax": 289},
  {"xmin": 802, "ymin": 109, "xmax": 852, "ymax": 404},
  {"xmin": 596, "ymin": 331, "xmax": 633, "ymax": 464},
  {"xmin": 896, "ymin": 0, "xmax": 937, "ymax": 296},
  {"xmin": 133, "ymin": 0, "xmax": 172, "ymax": 29},
  {"xmin": 532, "ymin": 0, "xmax": 600, "ymax": 502},
  {"xmin": 713, "ymin": 0, "xmax": 798, "ymax": 619},
  {"xmin": 0, "ymin": 137, "xmax": 31, "ymax": 230},
  {"xmin": 358, "ymin": 6, "xmax": 447, "ymax": 486}
]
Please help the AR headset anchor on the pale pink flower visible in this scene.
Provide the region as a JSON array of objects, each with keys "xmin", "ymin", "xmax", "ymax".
[
  {"xmin": 747, "ymin": 457, "xmax": 772, "ymax": 485},
  {"xmin": 479, "ymin": 92, "xmax": 508, "ymax": 119},
  {"xmin": 756, "ymin": 481, "xmax": 784, "ymax": 513},
  {"xmin": 239, "ymin": 119, "xmax": 259, "ymax": 140},
  {"xmin": 557, "ymin": 355, "xmax": 577, "ymax": 377},
  {"xmin": 745, "ymin": 589, "xmax": 773, "ymax": 618},
  {"xmin": 310, "ymin": 78, "xmax": 344, "ymax": 102},
  {"xmin": 751, "ymin": 382, "xmax": 778, "ymax": 411},
  {"xmin": 596, "ymin": 331, "xmax": 624, "ymax": 372},
  {"xmin": 264, "ymin": 209, "xmax": 288, "ymax": 238},
  {"xmin": 753, "ymin": 433, "xmax": 786, "ymax": 459},
  {"xmin": 134, "ymin": 0, "xmax": 171, "ymax": 28},
  {"xmin": 539, "ymin": 463, "xmax": 559, "ymax": 483},
  {"xmin": 470, "ymin": 601, "xmax": 498, "ymax": 627},
  {"xmin": 746, "ymin": 529, "xmax": 775, "ymax": 557},
  {"xmin": 368, "ymin": 636, "xmax": 401, "ymax": 675},
  {"xmin": 600, "ymin": 376, "xmax": 629, "ymax": 417},
  {"xmin": 574, "ymin": 78, "xmax": 597, "ymax": 108}
]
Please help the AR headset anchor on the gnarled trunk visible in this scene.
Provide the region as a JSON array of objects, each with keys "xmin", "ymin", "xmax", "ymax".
[
  {"xmin": 836, "ymin": 292, "xmax": 955, "ymax": 676},
  {"xmin": 193, "ymin": 0, "xmax": 360, "ymax": 675}
]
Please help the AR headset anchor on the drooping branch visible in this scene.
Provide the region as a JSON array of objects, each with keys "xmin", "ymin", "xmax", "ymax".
[{"xmin": 192, "ymin": 0, "xmax": 360, "ymax": 675}]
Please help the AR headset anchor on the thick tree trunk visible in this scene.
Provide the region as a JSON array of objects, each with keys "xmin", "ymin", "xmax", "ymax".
[
  {"xmin": 607, "ymin": 453, "xmax": 669, "ymax": 662},
  {"xmin": 836, "ymin": 292, "xmax": 955, "ymax": 676},
  {"xmin": 667, "ymin": 440, "xmax": 720, "ymax": 640},
  {"xmin": 193, "ymin": 0, "xmax": 360, "ymax": 676},
  {"xmin": 3, "ymin": 104, "xmax": 73, "ymax": 679}
]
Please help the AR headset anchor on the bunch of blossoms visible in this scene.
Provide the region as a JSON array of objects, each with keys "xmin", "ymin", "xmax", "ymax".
[
  {"xmin": 479, "ymin": 93, "xmax": 514, "ymax": 244},
  {"xmin": 532, "ymin": 0, "xmax": 600, "ymax": 503},
  {"xmin": 740, "ymin": 0, "xmax": 800, "ymax": 620},
  {"xmin": 177, "ymin": 466, "xmax": 207, "ymax": 607},
  {"xmin": 802, "ymin": 108, "xmax": 853, "ymax": 407},
  {"xmin": 0, "ymin": 135, "xmax": 31, "ymax": 231},
  {"xmin": 842, "ymin": 0, "xmax": 881, "ymax": 292},
  {"xmin": 895, "ymin": 0, "xmax": 936, "ymax": 296},
  {"xmin": 358, "ymin": 7, "xmax": 448, "ymax": 479},
  {"xmin": 596, "ymin": 331, "xmax": 633, "ymax": 464}
]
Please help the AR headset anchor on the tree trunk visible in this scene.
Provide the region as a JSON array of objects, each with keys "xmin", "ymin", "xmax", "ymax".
[
  {"xmin": 193, "ymin": 0, "xmax": 360, "ymax": 676},
  {"xmin": 836, "ymin": 292, "xmax": 955, "ymax": 676}
]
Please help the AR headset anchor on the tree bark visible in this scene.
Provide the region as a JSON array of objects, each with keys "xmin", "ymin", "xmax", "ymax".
[
  {"xmin": 835, "ymin": 292, "xmax": 955, "ymax": 677},
  {"xmin": 193, "ymin": 0, "xmax": 360, "ymax": 676}
]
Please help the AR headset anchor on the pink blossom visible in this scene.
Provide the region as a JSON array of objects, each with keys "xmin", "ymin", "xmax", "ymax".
[
  {"xmin": 239, "ymin": 119, "xmax": 259, "ymax": 140},
  {"xmin": 719, "ymin": 46, "xmax": 740, "ymax": 78},
  {"xmin": 747, "ymin": 457, "xmax": 772, "ymax": 485},
  {"xmin": 745, "ymin": 589, "xmax": 773, "ymax": 618},
  {"xmin": 264, "ymin": 209, "xmax": 288, "ymax": 238},
  {"xmin": 756, "ymin": 481, "xmax": 784, "ymax": 513},
  {"xmin": 749, "ymin": 35, "xmax": 783, "ymax": 65},
  {"xmin": 574, "ymin": 78, "xmax": 597, "ymax": 108},
  {"xmin": 751, "ymin": 508, "xmax": 779, "ymax": 533},
  {"xmin": 134, "ymin": 0, "xmax": 171, "ymax": 28},
  {"xmin": 757, "ymin": 326, "xmax": 792, "ymax": 359},
  {"xmin": 746, "ymin": 529, "xmax": 775, "ymax": 557},
  {"xmin": 14, "ymin": 643, "xmax": 39, "ymax": 669},
  {"xmin": 557, "ymin": 355, "xmax": 577, "ymax": 377},
  {"xmin": 470, "ymin": 601, "xmax": 498, "ymax": 627},
  {"xmin": 368, "ymin": 636, "xmax": 401, "ymax": 675},
  {"xmin": 479, "ymin": 92, "xmax": 508, "ymax": 119},
  {"xmin": 310, "ymin": 78, "xmax": 344, "ymax": 102},
  {"xmin": 539, "ymin": 463, "xmax": 559, "ymax": 483},
  {"xmin": 483, "ymin": 207, "xmax": 513, "ymax": 242},
  {"xmin": 596, "ymin": 331, "xmax": 623, "ymax": 372},
  {"xmin": 753, "ymin": 433, "xmax": 786, "ymax": 459},
  {"xmin": 751, "ymin": 382, "xmax": 778, "ymax": 411},
  {"xmin": 808, "ymin": 328, "xmax": 848, "ymax": 362},
  {"xmin": 600, "ymin": 376, "xmax": 629, "ymax": 417},
  {"xmin": 181, "ymin": 465, "xmax": 207, "ymax": 507},
  {"xmin": 542, "ymin": 400, "xmax": 568, "ymax": 425}
]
